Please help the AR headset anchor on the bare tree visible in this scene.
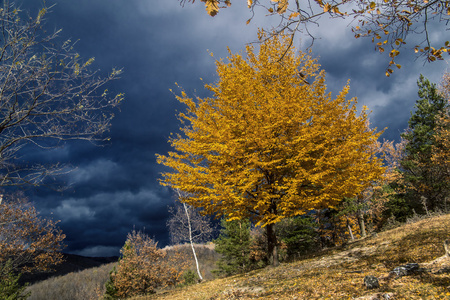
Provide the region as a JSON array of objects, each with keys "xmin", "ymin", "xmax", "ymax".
[
  {"xmin": 167, "ymin": 189, "xmax": 214, "ymax": 281},
  {"xmin": 0, "ymin": 1, "xmax": 123, "ymax": 187}
]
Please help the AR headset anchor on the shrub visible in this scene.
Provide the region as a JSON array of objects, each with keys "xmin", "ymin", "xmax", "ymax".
[
  {"xmin": 181, "ymin": 269, "xmax": 199, "ymax": 286},
  {"xmin": 106, "ymin": 230, "xmax": 188, "ymax": 299},
  {"xmin": 0, "ymin": 193, "xmax": 65, "ymax": 275}
]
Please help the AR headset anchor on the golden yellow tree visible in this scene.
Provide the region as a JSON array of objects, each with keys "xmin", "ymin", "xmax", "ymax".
[{"xmin": 157, "ymin": 32, "xmax": 385, "ymax": 266}]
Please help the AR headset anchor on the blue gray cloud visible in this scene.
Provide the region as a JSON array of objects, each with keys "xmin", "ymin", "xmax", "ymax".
[{"xmin": 14, "ymin": 0, "xmax": 448, "ymax": 256}]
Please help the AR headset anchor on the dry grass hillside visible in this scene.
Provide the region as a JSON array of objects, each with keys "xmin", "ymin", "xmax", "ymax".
[
  {"xmin": 21, "ymin": 253, "xmax": 118, "ymax": 285},
  {"xmin": 133, "ymin": 214, "xmax": 450, "ymax": 300},
  {"xmin": 24, "ymin": 244, "xmax": 220, "ymax": 299},
  {"xmin": 25, "ymin": 262, "xmax": 115, "ymax": 300}
]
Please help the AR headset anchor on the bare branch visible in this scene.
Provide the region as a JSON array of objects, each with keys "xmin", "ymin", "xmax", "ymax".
[
  {"xmin": 167, "ymin": 188, "xmax": 215, "ymax": 281},
  {"xmin": 0, "ymin": 1, "xmax": 123, "ymax": 187},
  {"xmin": 183, "ymin": 0, "xmax": 449, "ymax": 73}
]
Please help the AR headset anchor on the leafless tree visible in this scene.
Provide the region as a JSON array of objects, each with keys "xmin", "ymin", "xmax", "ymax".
[
  {"xmin": 0, "ymin": 1, "xmax": 123, "ymax": 187},
  {"xmin": 167, "ymin": 189, "xmax": 215, "ymax": 281}
]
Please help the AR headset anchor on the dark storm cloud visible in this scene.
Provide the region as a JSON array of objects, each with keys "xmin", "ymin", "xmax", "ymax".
[
  {"xmin": 37, "ymin": 186, "xmax": 172, "ymax": 256},
  {"xmin": 14, "ymin": 0, "xmax": 448, "ymax": 256}
]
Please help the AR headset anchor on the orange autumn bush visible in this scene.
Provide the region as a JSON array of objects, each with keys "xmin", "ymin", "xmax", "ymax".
[
  {"xmin": 0, "ymin": 192, "xmax": 65, "ymax": 275},
  {"xmin": 106, "ymin": 230, "xmax": 188, "ymax": 299}
]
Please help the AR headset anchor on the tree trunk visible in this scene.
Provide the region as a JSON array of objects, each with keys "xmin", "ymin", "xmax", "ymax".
[
  {"xmin": 183, "ymin": 202, "xmax": 203, "ymax": 281},
  {"xmin": 266, "ymin": 223, "xmax": 279, "ymax": 267},
  {"xmin": 347, "ymin": 218, "xmax": 355, "ymax": 241},
  {"xmin": 358, "ymin": 212, "xmax": 366, "ymax": 238}
]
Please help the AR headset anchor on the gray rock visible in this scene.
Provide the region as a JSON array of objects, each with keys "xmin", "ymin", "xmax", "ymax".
[
  {"xmin": 364, "ymin": 275, "xmax": 380, "ymax": 289},
  {"xmin": 391, "ymin": 263, "xmax": 419, "ymax": 277}
]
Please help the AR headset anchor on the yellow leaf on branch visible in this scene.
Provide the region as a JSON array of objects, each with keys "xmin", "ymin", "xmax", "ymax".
[
  {"xmin": 202, "ymin": 0, "xmax": 220, "ymax": 16},
  {"xmin": 277, "ymin": 0, "xmax": 289, "ymax": 14},
  {"xmin": 315, "ymin": 0, "xmax": 324, "ymax": 6},
  {"xmin": 289, "ymin": 12, "xmax": 300, "ymax": 19}
]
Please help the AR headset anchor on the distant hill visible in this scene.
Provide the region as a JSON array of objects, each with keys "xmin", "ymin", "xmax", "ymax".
[{"xmin": 21, "ymin": 253, "xmax": 118, "ymax": 284}]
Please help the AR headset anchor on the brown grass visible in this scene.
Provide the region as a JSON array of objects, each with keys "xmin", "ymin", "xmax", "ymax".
[
  {"xmin": 132, "ymin": 214, "xmax": 450, "ymax": 300},
  {"xmin": 24, "ymin": 243, "xmax": 220, "ymax": 300},
  {"xmin": 25, "ymin": 262, "xmax": 115, "ymax": 300}
]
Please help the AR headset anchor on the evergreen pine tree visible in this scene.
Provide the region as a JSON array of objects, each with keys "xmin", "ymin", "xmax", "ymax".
[
  {"xmin": 399, "ymin": 75, "xmax": 449, "ymax": 213},
  {"xmin": 276, "ymin": 216, "xmax": 319, "ymax": 261},
  {"xmin": 213, "ymin": 219, "xmax": 257, "ymax": 276},
  {"xmin": 0, "ymin": 260, "xmax": 30, "ymax": 300},
  {"xmin": 103, "ymin": 266, "xmax": 118, "ymax": 300}
]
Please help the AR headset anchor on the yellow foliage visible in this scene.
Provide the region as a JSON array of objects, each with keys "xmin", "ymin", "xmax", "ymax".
[
  {"xmin": 157, "ymin": 31, "xmax": 385, "ymax": 228},
  {"xmin": 277, "ymin": 0, "xmax": 289, "ymax": 14},
  {"xmin": 289, "ymin": 12, "xmax": 300, "ymax": 19},
  {"xmin": 201, "ymin": 0, "xmax": 220, "ymax": 16}
]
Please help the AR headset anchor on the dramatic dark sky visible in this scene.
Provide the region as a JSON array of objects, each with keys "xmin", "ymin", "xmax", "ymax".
[{"xmin": 15, "ymin": 0, "xmax": 448, "ymax": 257}]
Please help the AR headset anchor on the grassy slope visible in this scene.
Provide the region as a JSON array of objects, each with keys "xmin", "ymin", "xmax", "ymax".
[
  {"xmin": 25, "ymin": 262, "xmax": 115, "ymax": 300},
  {"xmin": 134, "ymin": 214, "xmax": 450, "ymax": 300},
  {"xmin": 24, "ymin": 244, "xmax": 219, "ymax": 300}
]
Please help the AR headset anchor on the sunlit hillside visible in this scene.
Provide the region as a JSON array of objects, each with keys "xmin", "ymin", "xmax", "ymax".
[
  {"xmin": 132, "ymin": 214, "xmax": 450, "ymax": 300},
  {"xmin": 25, "ymin": 262, "xmax": 115, "ymax": 300},
  {"xmin": 24, "ymin": 244, "xmax": 220, "ymax": 300}
]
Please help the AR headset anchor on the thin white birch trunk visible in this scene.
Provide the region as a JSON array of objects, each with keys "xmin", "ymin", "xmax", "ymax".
[
  {"xmin": 183, "ymin": 202, "xmax": 203, "ymax": 281},
  {"xmin": 347, "ymin": 218, "xmax": 355, "ymax": 241}
]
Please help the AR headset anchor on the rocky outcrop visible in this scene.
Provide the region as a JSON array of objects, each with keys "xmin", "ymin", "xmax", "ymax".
[{"xmin": 390, "ymin": 263, "xmax": 421, "ymax": 277}]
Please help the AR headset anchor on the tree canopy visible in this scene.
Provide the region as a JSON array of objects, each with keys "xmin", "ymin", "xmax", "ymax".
[
  {"xmin": 0, "ymin": 193, "xmax": 65, "ymax": 275},
  {"xmin": 400, "ymin": 75, "xmax": 449, "ymax": 212},
  {"xmin": 157, "ymin": 32, "xmax": 385, "ymax": 265}
]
